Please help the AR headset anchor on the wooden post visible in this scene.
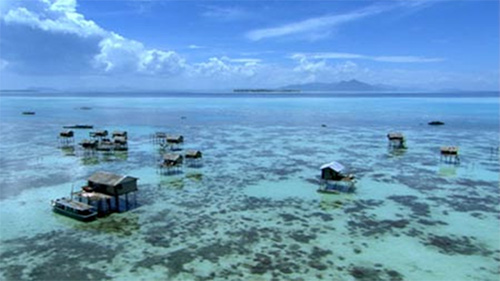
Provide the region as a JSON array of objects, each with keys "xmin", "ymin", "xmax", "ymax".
[
  {"xmin": 125, "ymin": 193, "xmax": 129, "ymax": 210},
  {"xmin": 134, "ymin": 192, "xmax": 137, "ymax": 208},
  {"xmin": 115, "ymin": 195, "xmax": 119, "ymax": 212}
]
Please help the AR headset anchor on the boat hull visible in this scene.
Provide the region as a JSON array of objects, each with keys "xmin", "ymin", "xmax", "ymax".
[{"xmin": 52, "ymin": 206, "xmax": 97, "ymax": 222}]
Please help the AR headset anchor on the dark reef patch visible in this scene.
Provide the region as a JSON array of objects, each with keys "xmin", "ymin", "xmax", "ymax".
[
  {"xmin": 308, "ymin": 212, "xmax": 334, "ymax": 222},
  {"xmin": 427, "ymin": 194, "xmax": 499, "ymax": 214},
  {"xmin": 1, "ymin": 264, "xmax": 26, "ymax": 281},
  {"xmin": 30, "ymin": 265, "xmax": 110, "ymax": 281},
  {"xmin": 424, "ymin": 234, "xmax": 493, "ymax": 256},
  {"xmin": 387, "ymin": 195, "xmax": 430, "ymax": 217},
  {"xmin": 280, "ymin": 213, "xmax": 306, "ymax": 222},
  {"xmin": 75, "ymin": 215, "xmax": 140, "ymax": 237},
  {"xmin": 349, "ymin": 265, "xmax": 404, "ymax": 281},
  {"xmin": 347, "ymin": 217, "xmax": 409, "ymax": 237},
  {"xmin": 395, "ymin": 174, "xmax": 446, "ymax": 192},
  {"xmin": 416, "ymin": 219, "xmax": 448, "ymax": 226},
  {"xmin": 0, "ymin": 230, "xmax": 117, "ymax": 281},
  {"xmin": 344, "ymin": 200, "xmax": 384, "ymax": 214},
  {"xmin": 289, "ymin": 230, "xmax": 317, "ymax": 243},
  {"xmin": 165, "ymin": 249, "xmax": 196, "ymax": 276}
]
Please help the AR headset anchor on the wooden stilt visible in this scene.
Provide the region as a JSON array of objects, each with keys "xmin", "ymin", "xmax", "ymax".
[
  {"xmin": 125, "ymin": 193, "xmax": 129, "ymax": 210},
  {"xmin": 115, "ymin": 195, "xmax": 119, "ymax": 212}
]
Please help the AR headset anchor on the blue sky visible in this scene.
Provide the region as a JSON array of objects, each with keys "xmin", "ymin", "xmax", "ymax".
[{"xmin": 0, "ymin": 0, "xmax": 498, "ymax": 91}]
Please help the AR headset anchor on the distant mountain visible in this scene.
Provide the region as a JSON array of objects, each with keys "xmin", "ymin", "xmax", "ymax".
[
  {"xmin": 281, "ymin": 79, "xmax": 396, "ymax": 92},
  {"xmin": 25, "ymin": 86, "xmax": 60, "ymax": 92}
]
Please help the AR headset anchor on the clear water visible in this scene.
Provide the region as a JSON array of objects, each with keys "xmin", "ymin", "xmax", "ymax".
[{"xmin": 0, "ymin": 93, "xmax": 499, "ymax": 281}]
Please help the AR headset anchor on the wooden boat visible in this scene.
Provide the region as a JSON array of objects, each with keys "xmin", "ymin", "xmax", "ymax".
[
  {"xmin": 317, "ymin": 181, "xmax": 354, "ymax": 194},
  {"xmin": 80, "ymin": 139, "xmax": 98, "ymax": 149},
  {"xmin": 63, "ymin": 125, "xmax": 94, "ymax": 129},
  {"xmin": 52, "ymin": 197, "xmax": 97, "ymax": 222},
  {"xmin": 428, "ymin": 121, "xmax": 445, "ymax": 126},
  {"xmin": 317, "ymin": 187, "xmax": 340, "ymax": 194},
  {"xmin": 22, "ymin": 111, "xmax": 35, "ymax": 115}
]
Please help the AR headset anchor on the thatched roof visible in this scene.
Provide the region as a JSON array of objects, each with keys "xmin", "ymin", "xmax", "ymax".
[
  {"xmin": 113, "ymin": 136, "xmax": 127, "ymax": 144},
  {"xmin": 163, "ymin": 153, "xmax": 183, "ymax": 162},
  {"xmin": 440, "ymin": 146, "xmax": 459, "ymax": 154},
  {"xmin": 162, "ymin": 153, "xmax": 183, "ymax": 167},
  {"xmin": 320, "ymin": 161, "xmax": 345, "ymax": 173},
  {"xmin": 90, "ymin": 130, "xmax": 108, "ymax": 137},
  {"xmin": 88, "ymin": 171, "xmax": 137, "ymax": 187},
  {"xmin": 185, "ymin": 150, "xmax": 202, "ymax": 159},
  {"xmin": 60, "ymin": 130, "xmax": 74, "ymax": 137},
  {"xmin": 166, "ymin": 135, "xmax": 184, "ymax": 143},
  {"xmin": 80, "ymin": 139, "xmax": 97, "ymax": 144},
  {"xmin": 80, "ymin": 139, "xmax": 98, "ymax": 148},
  {"xmin": 387, "ymin": 132, "xmax": 404, "ymax": 140},
  {"xmin": 112, "ymin": 131, "xmax": 127, "ymax": 137}
]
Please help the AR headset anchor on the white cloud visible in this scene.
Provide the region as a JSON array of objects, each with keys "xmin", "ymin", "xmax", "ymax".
[
  {"xmin": 139, "ymin": 49, "xmax": 186, "ymax": 75},
  {"xmin": 188, "ymin": 44, "xmax": 205, "ymax": 49},
  {"xmin": 372, "ymin": 56, "xmax": 444, "ymax": 63},
  {"xmin": 0, "ymin": 0, "xmax": 493, "ymax": 91},
  {"xmin": 290, "ymin": 54, "xmax": 364, "ymax": 84},
  {"xmin": 1, "ymin": 0, "xmax": 185, "ymax": 76},
  {"xmin": 0, "ymin": 59, "xmax": 8, "ymax": 70},
  {"xmin": 3, "ymin": 4, "xmax": 105, "ymax": 37},
  {"xmin": 201, "ymin": 5, "xmax": 250, "ymax": 21},
  {"xmin": 221, "ymin": 56, "xmax": 261, "ymax": 65},
  {"xmin": 294, "ymin": 52, "xmax": 445, "ymax": 63},
  {"xmin": 245, "ymin": 1, "xmax": 439, "ymax": 41},
  {"xmin": 194, "ymin": 57, "xmax": 260, "ymax": 79},
  {"xmin": 93, "ymin": 33, "xmax": 186, "ymax": 75},
  {"xmin": 93, "ymin": 33, "xmax": 142, "ymax": 73},
  {"xmin": 246, "ymin": 4, "xmax": 389, "ymax": 41}
]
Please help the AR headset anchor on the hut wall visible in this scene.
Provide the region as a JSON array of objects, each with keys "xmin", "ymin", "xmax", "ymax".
[
  {"xmin": 321, "ymin": 169, "xmax": 342, "ymax": 181},
  {"xmin": 88, "ymin": 180, "xmax": 137, "ymax": 196},
  {"xmin": 117, "ymin": 180, "xmax": 138, "ymax": 195},
  {"xmin": 88, "ymin": 182, "xmax": 114, "ymax": 195}
]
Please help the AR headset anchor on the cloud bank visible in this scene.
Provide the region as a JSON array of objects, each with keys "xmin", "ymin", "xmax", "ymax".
[
  {"xmin": 0, "ymin": 0, "xmax": 496, "ymax": 91},
  {"xmin": 246, "ymin": 4, "xmax": 390, "ymax": 41},
  {"xmin": 293, "ymin": 52, "xmax": 445, "ymax": 63},
  {"xmin": 1, "ymin": 0, "xmax": 185, "ymax": 76}
]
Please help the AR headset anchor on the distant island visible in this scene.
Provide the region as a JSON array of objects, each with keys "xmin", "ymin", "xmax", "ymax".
[
  {"xmin": 233, "ymin": 89, "xmax": 300, "ymax": 93},
  {"xmin": 280, "ymin": 79, "xmax": 396, "ymax": 92},
  {"xmin": 233, "ymin": 79, "xmax": 398, "ymax": 93}
]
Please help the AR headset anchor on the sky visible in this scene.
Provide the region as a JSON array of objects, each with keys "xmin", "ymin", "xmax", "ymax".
[{"xmin": 0, "ymin": 0, "xmax": 498, "ymax": 91}]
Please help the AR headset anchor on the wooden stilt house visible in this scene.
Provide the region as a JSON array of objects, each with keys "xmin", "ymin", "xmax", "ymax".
[
  {"xmin": 318, "ymin": 161, "xmax": 355, "ymax": 193},
  {"xmin": 387, "ymin": 132, "xmax": 406, "ymax": 149},
  {"xmin": 440, "ymin": 146, "xmax": 460, "ymax": 164},
  {"xmin": 185, "ymin": 150, "xmax": 202, "ymax": 167},
  {"xmin": 81, "ymin": 171, "xmax": 138, "ymax": 213}
]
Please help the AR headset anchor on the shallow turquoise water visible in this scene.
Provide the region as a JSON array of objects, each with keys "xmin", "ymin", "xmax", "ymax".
[{"xmin": 0, "ymin": 93, "xmax": 499, "ymax": 281}]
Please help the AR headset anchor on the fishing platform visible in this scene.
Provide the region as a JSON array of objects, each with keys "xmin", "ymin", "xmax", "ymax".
[
  {"xmin": 387, "ymin": 132, "xmax": 407, "ymax": 149},
  {"xmin": 73, "ymin": 171, "xmax": 139, "ymax": 216},
  {"xmin": 318, "ymin": 161, "xmax": 356, "ymax": 194},
  {"xmin": 440, "ymin": 146, "xmax": 460, "ymax": 164}
]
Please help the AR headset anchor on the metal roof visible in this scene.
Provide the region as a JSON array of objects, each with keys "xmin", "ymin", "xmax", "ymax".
[
  {"xmin": 387, "ymin": 132, "xmax": 404, "ymax": 140},
  {"xmin": 163, "ymin": 153, "xmax": 182, "ymax": 161},
  {"xmin": 113, "ymin": 136, "xmax": 127, "ymax": 144},
  {"xmin": 112, "ymin": 131, "xmax": 127, "ymax": 136},
  {"xmin": 166, "ymin": 135, "xmax": 184, "ymax": 143},
  {"xmin": 440, "ymin": 146, "xmax": 459, "ymax": 154},
  {"xmin": 320, "ymin": 161, "xmax": 345, "ymax": 172},
  {"xmin": 185, "ymin": 150, "xmax": 202, "ymax": 158},
  {"xmin": 88, "ymin": 171, "xmax": 136, "ymax": 187}
]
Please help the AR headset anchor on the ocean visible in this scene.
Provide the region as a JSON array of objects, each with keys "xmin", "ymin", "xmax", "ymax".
[{"xmin": 0, "ymin": 92, "xmax": 498, "ymax": 281}]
